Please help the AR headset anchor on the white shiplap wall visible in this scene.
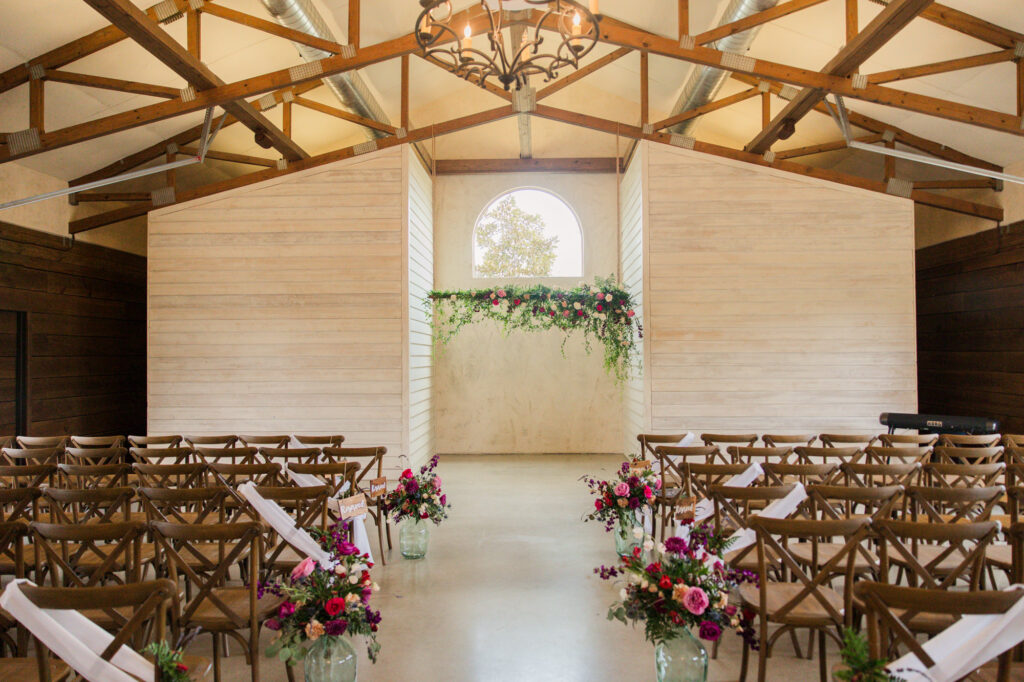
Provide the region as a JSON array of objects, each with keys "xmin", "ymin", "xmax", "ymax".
[
  {"xmin": 619, "ymin": 147, "xmax": 648, "ymax": 456},
  {"xmin": 406, "ymin": 152, "xmax": 433, "ymax": 469},
  {"xmin": 148, "ymin": 147, "xmax": 413, "ymax": 472},
  {"xmin": 642, "ymin": 141, "xmax": 917, "ymax": 434}
]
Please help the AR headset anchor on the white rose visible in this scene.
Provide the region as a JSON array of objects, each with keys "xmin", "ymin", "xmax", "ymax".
[
  {"xmin": 640, "ymin": 579, "xmax": 648, "ymax": 589},
  {"xmin": 605, "ymin": 294, "xmax": 613, "ymax": 302},
  {"xmin": 632, "ymin": 526, "xmax": 644, "ymax": 539},
  {"xmin": 334, "ymin": 565, "xmax": 346, "ymax": 576},
  {"xmin": 573, "ymin": 302, "xmax": 582, "ymax": 310},
  {"xmin": 657, "ymin": 543, "xmax": 666, "ymax": 554},
  {"xmin": 643, "ymin": 539, "xmax": 654, "ymax": 551},
  {"xmin": 619, "ymin": 588, "xmax": 628, "ymax": 600},
  {"xmin": 597, "ymin": 313, "xmax": 606, "ymax": 320},
  {"xmin": 349, "ymin": 574, "xmax": 360, "ymax": 584}
]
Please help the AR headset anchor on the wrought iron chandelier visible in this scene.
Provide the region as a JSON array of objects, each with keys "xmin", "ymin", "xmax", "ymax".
[{"xmin": 415, "ymin": 0, "xmax": 601, "ymax": 92}]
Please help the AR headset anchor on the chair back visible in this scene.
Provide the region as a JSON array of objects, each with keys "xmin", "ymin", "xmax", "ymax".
[
  {"xmin": 63, "ymin": 447, "xmax": 126, "ymax": 466},
  {"xmin": 15, "ymin": 435, "xmax": 67, "ymax": 450},
  {"xmin": 286, "ymin": 462, "xmax": 360, "ymax": 501},
  {"xmin": 904, "ymin": 485, "xmax": 1004, "ymax": 524},
  {"xmin": 794, "ymin": 446, "xmax": 863, "ymax": 466},
  {"xmin": 57, "ymin": 463, "xmax": 132, "ymax": 490},
  {"xmin": 129, "ymin": 446, "xmax": 193, "ymax": 465},
  {"xmin": 932, "ymin": 445, "xmax": 1003, "ymax": 465},
  {"xmin": 939, "ymin": 433, "xmax": 1001, "ymax": 448},
  {"xmin": 878, "ymin": 433, "xmax": 939, "ymax": 448},
  {"xmin": 239, "ymin": 435, "xmax": 290, "ymax": 448},
  {"xmin": 208, "ymin": 462, "xmax": 283, "ymax": 489},
  {"xmin": 43, "ymin": 486, "xmax": 135, "ymax": 525},
  {"xmin": 127, "ymin": 434, "xmax": 182, "ymax": 448},
  {"xmin": 1, "ymin": 447, "xmax": 60, "ymax": 466},
  {"xmin": 841, "ymin": 461, "xmax": 921, "ymax": 488},
  {"xmin": 183, "ymin": 435, "xmax": 238, "ymax": 449},
  {"xmin": 804, "ymin": 484, "xmax": 902, "ymax": 522},
  {"xmin": 322, "ymin": 446, "xmax": 386, "ymax": 490},
  {"xmin": 69, "ymin": 435, "xmax": 125, "ymax": 449},
  {"xmin": 248, "ymin": 486, "xmax": 330, "ymax": 578},
  {"xmin": 195, "ymin": 446, "xmax": 257, "ymax": 465},
  {"xmin": 819, "ymin": 433, "xmax": 877, "ymax": 448},
  {"xmin": 0, "ymin": 488, "xmax": 41, "ymax": 523},
  {"xmin": 762, "ymin": 462, "xmax": 839, "ymax": 487},
  {"xmin": 258, "ymin": 447, "xmax": 322, "ymax": 466},
  {"xmin": 0, "ymin": 463, "xmax": 56, "ymax": 489},
  {"xmin": 727, "ymin": 446, "xmax": 793, "ymax": 465},
  {"xmin": 762, "ymin": 434, "xmax": 816, "ymax": 447},
  {"xmin": 31, "ymin": 520, "xmax": 146, "ymax": 587},
  {"xmin": 293, "ymin": 435, "xmax": 345, "ymax": 448},
  {"xmin": 876, "ymin": 519, "xmax": 998, "ymax": 591},
  {"xmin": 138, "ymin": 486, "xmax": 229, "ymax": 525},
  {"xmin": 682, "ymin": 462, "xmax": 756, "ymax": 501},
  {"xmin": 133, "ymin": 462, "xmax": 208, "ymax": 489},
  {"xmin": 864, "ymin": 446, "xmax": 932, "ymax": 465},
  {"xmin": 924, "ymin": 462, "xmax": 1005, "ymax": 489},
  {"xmin": 637, "ymin": 433, "xmax": 689, "ymax": 461},
  {"xmin": 701, "ymin": 433, "xmax": 757, "ymax": 448}
]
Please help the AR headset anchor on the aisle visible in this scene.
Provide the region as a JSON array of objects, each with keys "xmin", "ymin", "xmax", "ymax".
[{"xmin": 236, "ymin": 454, "xmax": 825, "ymax": 681}]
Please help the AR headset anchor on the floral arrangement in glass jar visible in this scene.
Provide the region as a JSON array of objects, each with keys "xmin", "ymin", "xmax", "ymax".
[
  {"xmin": 595, "ymin": 523, "xmax": 758, "ymax": 649},
  {"xmin": 262, "ymin": 524, "xmax": 382, "ymax": 667},
  {"xmin": 143, "ymin": 641, "xmax": 192, "ymax": 682},
  {"xmin": 380, "ymin": 455, "xmax": 450, "ymax": 525},
  {"xmin": 583, "ymin": 461, "xmax": 660, "ymax": 532}
]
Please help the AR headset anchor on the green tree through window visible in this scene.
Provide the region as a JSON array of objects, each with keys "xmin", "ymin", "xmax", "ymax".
[{"xmin": 474, "ymin": 194, "xmax": 559, "ymax": 277}]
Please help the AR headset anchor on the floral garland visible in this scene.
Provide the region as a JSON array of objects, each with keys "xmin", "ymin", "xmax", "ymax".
[{"xmin": 427, "ymin": 276, "xmax": 642, "ymax": 383}]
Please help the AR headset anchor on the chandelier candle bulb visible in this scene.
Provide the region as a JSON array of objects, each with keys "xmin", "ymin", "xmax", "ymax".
[
  {"xmin": 572, "ymin": 12, "xmax": 581, "ymax": 35},
  {"xmin": 462, "ymin": 25, "xmax": 472, "ymax": 51}
]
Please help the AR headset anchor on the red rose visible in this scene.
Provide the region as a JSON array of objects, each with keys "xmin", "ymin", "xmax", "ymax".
[
  {"xmin": 176, "ymin": 663, "xmax": 189, "ymax": 672},
  {"xmin": 492, "ymin": 299, "xmax": 500, "ymax": 306},
  {"xmin": 325, "ymin": 597, "xmax": 346, "ymax": 617},
  {"xmin": 594, "ymin": 499, "xmax": 603, "ymax": 510},
  {"xmin": 659, "ymin": 576, "xmax": 673, "ymax": 589},
  {"xmin": 549, "ymin": 310, "xmax": 555, "ymax": 316},
  {"xmin": 627, "ymin": 310, "xmax": 636, "ymax": 317},
  {"xmin": 513, "ymin": 299, "xmax": 521, "ymax": 306},
  {"xmin": 632, "ymin": 546, "xmax": 642, "ymax": 557},
  {"xmin": 400, "ymin": 469, "xmax": 413, "ymax": 479},
  {"xmin": 596, "ymin": 304, "xmax": 603, "ymax": 311},
  {"xmin": 577, "ymin": 310, "xmax": 584, "ymax": 316}
]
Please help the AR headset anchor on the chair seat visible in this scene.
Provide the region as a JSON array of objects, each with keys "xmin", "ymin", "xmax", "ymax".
[
  {"xmin": 789, "ymin": 542, "xmax": 879, "ymax": 574},
  {"xmin": 173, "ymin": 541, "xmax": 249, "ymax": 568},
  {"xmin": 0, "ymin": 657, "xmax": 69, "ymax": 680},
  {"xmin": 187, "ymin": 587, "xmax": 282, "ymax": 631},
  {"xmin": 986, "ymin": 544, "xmax": 1012, "ymax": 569},
  {"xmin": 724, "ymin": 546, "xmax": 779, "ymax": 573},
  {"xmin": 739, "ymin": 582, "xmax": 845, "ymax": 627},
  {"xmin": 890, "ymin": 544, "xmax": 971, "ymax": 575}
]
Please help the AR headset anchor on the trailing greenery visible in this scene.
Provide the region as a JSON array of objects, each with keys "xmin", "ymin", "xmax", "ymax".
[
  {"xmin": 836, "ymin": 628, "xmax": 906, "ymax": 682},
  {"xmin": 143, "ymin": 641, "xmax": 192, "ymax": 682},
  {"xmin": 427, "ymin": 276, "xmax": 642, "ymax": 383}
]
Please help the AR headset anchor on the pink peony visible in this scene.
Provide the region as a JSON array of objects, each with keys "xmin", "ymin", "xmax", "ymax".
[
  {"xmin": 643, "ymin": 485, "xmax": 653, "ymax": 500},
  {"xmin": 401, "ymin": 469, "xmax": 413, "ymax": 479},
  {"xmin": 654, "ymin": 479, "xmax": 662, "ymax": 489},
  {"xmin": 613, "ymin": 482, "xmax": 629, "ymax": 497},
  {"xmin": 433, "ymin": 475, "xmax": 442, "ymax": 488},
  {"xmin": 683, "ymin": 587, "xmax": 709, "ymax": 616},
  {"xmin": 290, "ymin": 557, "xmax": 316, "ymax": 582},
  {"xmin": 497, "ymin": 289, "xmax": 506, "ymax": 298}
]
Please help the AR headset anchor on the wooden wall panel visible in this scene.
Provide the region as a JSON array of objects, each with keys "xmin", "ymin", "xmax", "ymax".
[
  {"xmin": 147, "ymin": 148, "xmax": 409, "ymax": 471},
  {"xmin": 619, "ymin": 146, "xmax": 648, "ymax": 455},
  {"xmin": 642, "ymin": 142, "xmax": 917, "ymax": 434},
  {"xmin": 0, "ymin": 221, "xmax": 146, "ymax": 437},
  {"xmin": 916, "ymin": 221, "xmax": 1024, "ymax": 432},
  {"xmin": 406, "ymin": 151, "xmax": 433, "ymax": 469}
]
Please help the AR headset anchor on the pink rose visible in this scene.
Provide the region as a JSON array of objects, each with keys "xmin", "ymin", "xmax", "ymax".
[
  {"xmin": 433, "ymin": 475, "xmax": 442, "ymax": 488},
  {"xmin": 613, "ymin": 482, "xmax": 629, "ymax": 497},
  {"xmin": 654, "ymin": 479, "xmax": 662, "ymax": 489},
  {"xmin": 290, "ymin": 557, "xmax": 316, "ymax": 582},
  {"xmin": 627, "ymin": 310, "xmax": 636, "ymax": 318},
  {"xmin": 643, "ymin": 485, "xmax": 653, "ymax": 500},
  {"xmin": 596, "ymin": 293, "xmax": 604, "ymax": 300},
  {"xmin": 683, "ymin": 587, "xmax": 709, "ymax": 616},
  {"xmin": 497, "ymin": 289, "xmax": 506, "ymax": 298},
  {"xmin": 563, "ymin": 311, "xmax": 570, "ymax": 317}
]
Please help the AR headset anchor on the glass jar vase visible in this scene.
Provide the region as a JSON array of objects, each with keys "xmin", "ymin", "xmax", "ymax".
[
  {"xmin": 304, "ymin": 636, "xmax": 357, "ymax": 682},
  {"xmin": 399, "ymin": 517, "xmax": 430, "ymax": 559},
  {"xmin": 613, "ymin": 511, "xmax": 641, "ymax": 556},
  {"xmin": 655, "ymin": 628, "xmax": 708, "ymax": 682}
]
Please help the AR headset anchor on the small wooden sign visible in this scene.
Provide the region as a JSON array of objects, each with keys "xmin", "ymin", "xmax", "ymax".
[
  {"xmin": 629, "ymin": 459, "xmax": 652, "ymax": 470},
  {"xmin": 338, "ymin": 493, "xmax": 368, "ymax": 520},
  {"xmin": 369, "ymin": 477, "xmax": 387, "ymax": 499},
  {"xmin": 675, "ymin": 496, "xmax": 698, "ymax": 522}
]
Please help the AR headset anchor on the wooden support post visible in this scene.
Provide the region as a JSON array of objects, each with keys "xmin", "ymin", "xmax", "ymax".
[
  {"xmin": 29, "ymin": 78, "xmax": 44, "ymax": 132},
  {"xmin": 884, "ymin": 139, "xmax": 895, "ymax": 180},
  {"xmin": 187, "ymin": 8, "xmax": 201, "ymax": 59},
  {"xmin": 640, "ymin": 51, "xmax": 649, "ymax": 127},
  {"xmin": 401, "ymin": 54, "xmax": 410, "ymax": 130},
  {"xmin": 846, "ymin": 0, "xmax": 858, "ymax": 43},
  {"xmin": 348, "ymin": 0, "xmax": 360, "ymax": 50},
  {"xmin": 678, "ymin": 0, "xmax": 689, "ymax": 41},
  {"xmin": 761, "ymin": 91, "xmax": 770, "ymax": 128},
  {"xmin": 1018, "ymin": 57, "xmax": 1024, "ymax": 118},
  {"xmin": 283, "ymin": 101, "xmax": 292, "ymax": 138}
]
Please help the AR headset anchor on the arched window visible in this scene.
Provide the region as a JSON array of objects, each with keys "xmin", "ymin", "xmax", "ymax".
[{"xmin": 473, "ymin": 188, "xmax": 583, "ymax": 278}]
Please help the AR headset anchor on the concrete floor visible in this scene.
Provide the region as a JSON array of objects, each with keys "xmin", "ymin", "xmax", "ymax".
[{"xmin": 209, "ymin": 454, "xmax": 831, "ymax": 681}]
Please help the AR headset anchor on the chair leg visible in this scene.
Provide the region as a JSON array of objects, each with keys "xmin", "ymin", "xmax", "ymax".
[
  {"xmin": 739, "ymin": 638, "xmax": 749, "ymax": 682},
  {"xmin": 757, "ymin": 618, "xmax": 769, "ymax": 682},
  {"xmin": 385, "ymin": 517, "xmax": 393, "ymax": 549},
  {"xmin": 788, "ymin": 627, "xmax": 803, "ymax": 659},
  {"xmin": 817, "ymin": 629, "xmax": 827, "ymax": 682},
  {"xmin": 250, "ymin": 629, "xmax": 260, "ymax": 682},
  {"xmin": 212, "ymin": 633, "xmax": 222, "ymax": 682}
]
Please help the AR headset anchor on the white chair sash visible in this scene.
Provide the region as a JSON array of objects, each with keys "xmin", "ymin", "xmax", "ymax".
[
  {"xmin": 719, "ymin": 482, "xmax": 809, "ymax": 554},
  {"xmin": 0, "ymin": 579, "xmax": 153, "ymax": 682},
  {"xmin": 673, "ymin": 463, "xmax": 764, "ymax": 534},
  {"xmin": 236, "ymin": 482, "xmax": 332, "ymax": 567},
  {"xmin": 891, "ymin": 585, "xmax": 1024, "ymax": 682}
]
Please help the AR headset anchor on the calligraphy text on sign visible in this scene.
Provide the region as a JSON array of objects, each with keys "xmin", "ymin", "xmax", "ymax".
[
  {"xmin": 338, "ymin": 493, "xmax": 368, "ymax": 520},
  {"xmin": 369, "ymin": 477, "xmax": 387, "ymax": 499},
  {"xmin": 629, "ymin": 460, "xmax": 652, "ymax": 470},
  {"xmin": 675, "ymin": 496, "xmax": 698, "ymax": 522}
]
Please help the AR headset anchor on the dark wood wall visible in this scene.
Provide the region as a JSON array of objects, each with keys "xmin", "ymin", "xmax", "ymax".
[
  {"xmin": 917, "ymin": 220, "xmax": 1024, "ymax": 433},
  {"xmin": 0, "ymin": 221, "xmax": 145, "ymax": 438}
]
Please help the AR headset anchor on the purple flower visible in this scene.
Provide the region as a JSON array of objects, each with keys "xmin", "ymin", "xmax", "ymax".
[
  {"xmin": 698, "ymin": 620, "xmax": 722, "ymax": 641},
  {"xmin": 324, "ymin": 620, "xmax": 348, "ymax": 636},
  {"xmin": 337, "ymin": 541, "xmax": 359, "ymax": 556},
  {"xmin": 664, "ymin": 536, "xmax": 688, "ymax": 554},
  {"xmin": 627, "ymin": 475, "xmax": 640, "ymax": 488},
  {"xmin": 264, "ymin": 617, "xmax": 281, "ymax": 631},
  {"xmin": 406, "ymin": 479, "xmax": 420, "ymax": 494}
]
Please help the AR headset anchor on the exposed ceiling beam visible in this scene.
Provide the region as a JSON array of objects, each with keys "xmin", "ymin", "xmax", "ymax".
[
  {"xmin": 74, "ymin": 192, "xmax": 150, "ymax": 202},
  {"xmin": 69, "ymin": 104, "xmax": 517, "ymax": 233},
  {"xmin": 200, "ymin": 2, "xmax": 346, "ymax": 54},
  {"xmin": 694, "ymin": 0, "xmax": 830, "ymax": 45},
  {"xmin": 867, "ymin": 49, "xmax": 1015, "ymax": 85},
  {"xmin": 418, "ymin": 55, "xmax": 513, "ymax": 101},
  {"xmin": 881, "ymin": 0, "xmax": 1024, "ymax": 49},
  {"xmin": 913, "ymin": 178, "xmax": 1000, "ymax": 190},
  {"xmin": 535, "ymin": 47, "xmax": 631, "ymax": 101},
  {"xmin": 652, "ymin": 87, "xmax": 760, "ymax": 131},
  {"xmin": 745, "ymin": 0, "xmax": 935, "ymax": 153},
  {"xmin": 45, "ymin": 69, "xmax": 180, "ymax": 98},
  {"xmin": 81, "ymin": 0, "xmax": 308, "ymax": 162},
  {"xmin": 435, "ymin": 158, "xmax": 620, "ymax": 174},
  {"xmin": 529, "ymin": 103, "xmax": 1002, "ymax": 222},
  {"xmin": 178, "ymin": 147, "xmax": 277, "ymax": 167},
  {"xmin": 775, "ymin": 133, "xmax": 884, "ymax": 159},
  {"xmin": 292, "ymin": 96, "xmax": 397, "ymax": 135},
  {"xmin": 733, "ymin": 73, "xmax": 1003, "ymax": 172}
]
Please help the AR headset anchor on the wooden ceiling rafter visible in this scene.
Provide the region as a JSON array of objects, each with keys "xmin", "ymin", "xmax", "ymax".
[
  {"xmin": 867, "ymin": 49, "xmax": 1016, "ymax": 85},
  {"xmin": 200, "ymin": 2, "xmax": 347, "ymax": 55},
  {"xmin": 44, "ymin": 69, "xmax": 180, "ymax": 99},
  {"xmin": 69, "ymin": 103, "xmax": 518, "ymax": 234},
  {"xmin": 81, "ymin": 0, "xmax": 307, "ymax": 162},
  {"xmin": 652, "ymin": 86, "xmax": 761, "ymax": 131},
  {"xmin": 745, "ymin": 0, "xmax": 935, "ymax": 154},
  {"xmin": 693, "ymin": 0, "xmax": 830, "ymax": 46}
]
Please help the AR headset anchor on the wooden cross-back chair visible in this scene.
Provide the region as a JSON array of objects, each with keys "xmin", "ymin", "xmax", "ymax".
[
  {"xmin": 0, "ymin": 463, "xmax": 55, "ymax": 489},
  {"xmin": 208, "ymin": 462, "xmax": 283, "ymax": 489},
  {"xmin": 15, "ymin": 435, "xmax": 67, "ymax": 451},
  {"xmin": 286, "ymin": 462, "xmax": 360, "ymax": 503},
  {"xmin": 245, "ymin": 485, "xmax": 330, "ymax": 580},
  {"xmin": 62, "ymin": 447, "xmax": 126, "ymax": 466},
  {"xmin": 863, "ymin": 446, "xmax": 932, "ymax": 466},
  {"xmin": 794, "ymin": 446, "xmax": 862, "ymax": 466},
  {"xmin": 1, "ymin": 447, "xmax": 60, "ymax": 467},
  {"xmin": 653, "ymin": 445, "xmax": 725, "ymax": 473},
  {"xmin": 0, "ymin": 437, "xmax": 9, "ymax": 450},
  {"xmin": 0, "ymin": 522, "xmax": 28, "ymax": 657},
  {"xmin": 133, "ymin": 462, "xmax": 208, "ymax": 489},
  {"xmin": 152, "ymin": 521, "xmax": 281, "ymax": 682},
  {"xmin": 650, "ymin": 455, "xmax": 692, "ymax": 541},
  {"xmin": 741, "ymin": 516, "xmax": 871, "ymax": 682},
  {"xmin": 701, "ymin": 433, "xmax": 757, "ymax": 449},
  {"xmin": 258, "ymin": 447, "xmax": 322, "ymax": 468},
  {"xmin": 184, "ymin": 435, "xmax": 238, "ymax": 449},
  {"xmin": 761, "ymin": 434, "xmax": 816, "ymax": 447},
  {"xmin": 127, "ymin": 434, "xmax": 182, "ymax": 448},
  {"xmin": 761, "ymin": 462, "xmax": 839, "ymax": 487},
  {"xmin": 4, "ymin": 580, "xmax": 188, "ymax": 682},
  {"xmin": 727, "ymin": 446, "xmax": 794, "ymax": 465},
  {"xmin": 129, "ymin": 445, "xmax": 194, "ymax": 465},
  {"xmin": 686, "ymin": 462, "xmax": 760, "ymax": 502},
  {"xmin": 0, "ymin": 488, "xmax": 40, "ymax": 526},
  {"xmin": 924, "ymin": 462, "xmax": 1005, "ymax": 489},
  {"xmin": 43, "ymin": 486, "xmax": 134, "ymax": 526},
  {"xmin": 637, "ymin": 433, "xmax": 689, "ymax": 462},
  {"xmin": 840, "ymin": 461, "xmax": 922, "ymax": 489},
  {"xmin": 292, "ymin": 434, "xmax": 344, "ymax": 448},
  {"xmin": 709, "ymin": 483, "xmax": 796, "ymax": 573},
  {"xmin": 238, "ymin": 435, "xmax": 289, "ymax": 449},
  {"xmin": 322, "ymin": 446, "xmax": 391, "ymax": 560},
  {"xmin": 904, "ymin": 485, "xmax": 1004, "ymax": 525},
  {"xmin": 819, "ymin": 433, "xmax": 876, "ymax": 448},
  {"xmin": 939, "ymin": 433, "xmax": 1002, "ymax": 448},
  {"xmin": 856, "ymin": 582, "xmax": 1022, "ymax": 681},
  {"xmin": 69, "ymin": 435, "xmax": 125, "ymax": 449},
  {"xmin": 932, "ymin": 445, "xmax": 1004, "ymax": 465},
  {"xmin": 196, "ymin": 446, "xmax": 257, "ymax": 466},
  {"xmin": 57, "ymin": 463, "xmax": 133, "ymax": 492},
  {"xmin": 31, "ymin": 520, "xmax": 145, "ymax": 593},
  {"xmin": 878, "ymin": 433, "xmax": 939, "ymax": 448}
]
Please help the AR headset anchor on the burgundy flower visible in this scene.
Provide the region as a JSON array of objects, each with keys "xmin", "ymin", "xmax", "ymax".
[
  {"xmin": 698, "ymin": 621, "xmax": 723, "ymax": 642},
  {"xmin": 627, "ymin": 497, "xmax": 641, "ymax": 509},
  {"xmin": 278, "ymin": 602, "xmax": 296, "ymax": 618},
  {"xmin": 324, "ymin": 619, "xmax": 348, "ymax": 637},
  {"xmin": 264, "ymin": 617, "xmax": 282, "ymax": 631},
  {"xmin": 664, "ymin": 536, "xmax": 688, "ymax": 554}
]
